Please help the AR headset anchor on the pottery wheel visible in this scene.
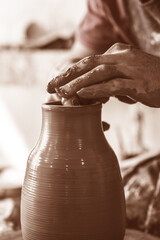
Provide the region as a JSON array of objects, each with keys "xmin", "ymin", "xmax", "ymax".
[{"xmin": 1, "ymin": 229, "xmax": 160, "ymax": 240}]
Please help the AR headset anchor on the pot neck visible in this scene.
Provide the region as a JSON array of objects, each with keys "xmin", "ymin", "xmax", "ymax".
[{"xmin": 41, "ymin": 103, "xmax": 103, "ymax": 138}]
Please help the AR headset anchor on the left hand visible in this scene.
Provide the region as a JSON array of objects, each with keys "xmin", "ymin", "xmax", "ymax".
[{"xmin": 47, "ymin": 43, "xmax": 160, "ymax": 107}]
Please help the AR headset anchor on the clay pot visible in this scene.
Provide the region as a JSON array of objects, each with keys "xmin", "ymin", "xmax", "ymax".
[{"xmin": 21, "ymin": 102, "xmax": 125, "ymax": 240}]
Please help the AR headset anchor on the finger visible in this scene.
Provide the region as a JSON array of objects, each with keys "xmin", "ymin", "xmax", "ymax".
[
  {"xmin": 47, "ymin": 60, "xmax": 78, "ymax": 93},
  {"xmin": 47, "ymin": 55, "xmax": 101, "ymax": 93},
  {"xmin": 115, "ymin": 95, "xmax": 137, "ymax": 104},
  {"xmin": 47, "ymin": 51, "xmax": 130, "ymax": 94},
  {"xmin": 55, "ymin": 58, "xmax": 81, "ymax": 75},
  {"xmin": 77, "ymin": 78, "xmax": 135, "ymax": 100},
  {"xmin": 55, "ymin": 65, "xmax": 122, "ymax": 98},
  {"xmin": 79, "ymin": 97, "xmax": 109, "ymax": 105},
  {"xmin": 47, "ymin": 48, "xmax": 135, "ymax": 94},
  {"xmin": 102, "ymin": 121, "xmax": 110, "ymax": 131},
  {"xmin": 61, "ymin": 95, "xmax": 80, "ymax": 106},
  {"xmin": 82, "ymin": 79, "xmax": 160, "ymax": 108},
  {"xmin": 45, "ymin": 93, "xmax": 61, "ymax": 103}
]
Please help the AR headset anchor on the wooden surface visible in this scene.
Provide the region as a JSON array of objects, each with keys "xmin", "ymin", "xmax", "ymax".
[{"xmin": 1, "ymin": 229, "xmax": 160, "ymax": 240}]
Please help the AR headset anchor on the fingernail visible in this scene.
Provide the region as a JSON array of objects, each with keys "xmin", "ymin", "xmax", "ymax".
[{"xmin": 47, "ymin": 81, "xmax": 56, "ymax": 93}]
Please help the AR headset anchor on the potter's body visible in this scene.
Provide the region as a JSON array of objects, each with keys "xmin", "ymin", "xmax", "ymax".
[{"xmin": 47, "ymin": 0, "xmax": 160, "ymax": 108}]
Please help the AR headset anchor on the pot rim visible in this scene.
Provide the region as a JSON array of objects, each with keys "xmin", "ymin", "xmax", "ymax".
[{"xmin": 42, "ymin": 101, "xmax": 102, "ymax": 111}]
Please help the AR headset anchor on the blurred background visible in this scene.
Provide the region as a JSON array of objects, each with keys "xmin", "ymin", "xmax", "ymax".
[
  {"xmin": 1, "ymin": 0, "xmax": 160, "ymax": 238},
  {"xmin": 0, "ymin": 0, "xmax": 86, "ymax": 179},
  {"xmin": 1, "ymin": 0, "xmax": 160, "ymax": 180}
]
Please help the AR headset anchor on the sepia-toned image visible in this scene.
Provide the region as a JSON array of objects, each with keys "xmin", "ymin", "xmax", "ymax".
[{"xmin": 0, "ymin": 0, "xmax": 160, "ymax": 239}]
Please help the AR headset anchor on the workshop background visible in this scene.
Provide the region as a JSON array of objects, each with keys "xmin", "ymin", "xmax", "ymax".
[{"xmin": 0, "ymin": 0, "xmax": 160, "ymax": 239}]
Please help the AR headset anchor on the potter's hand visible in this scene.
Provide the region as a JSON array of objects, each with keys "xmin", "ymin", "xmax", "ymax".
[
  {"xmin": 46, "ymin": 57, "xmax": 81, "ymax": 103},
  {"xmin": 47, "ymin": 43, "xmax": 160, "ymax": 107}
]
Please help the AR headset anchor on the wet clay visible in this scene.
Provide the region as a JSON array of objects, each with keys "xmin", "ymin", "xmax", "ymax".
[{"xmin": 21, "ymin": 102, "xmax": 126, "ymax": 240}]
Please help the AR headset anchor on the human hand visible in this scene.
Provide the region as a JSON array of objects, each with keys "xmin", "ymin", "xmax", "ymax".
[
  {"xmin": 46, "ymin": 57, "xmax": 81, "ymax": 104},
  {"xmin": 47, "ymin": 43, "xmax": 160, "ymax": 107}
]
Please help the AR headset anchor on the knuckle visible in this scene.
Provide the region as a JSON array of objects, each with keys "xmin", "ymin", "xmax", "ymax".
[
  {"xmin": 82, "ymin": 55, "xmax": 99, "ymax": 64},
  {"xmin": 109, "ymin": 43, "xmax": 137, "ymax": 57},
  {"xmin": 107, "ymin": 42, "xmax": 136, "ymax": 53},
  {"xmin": 104, "ymin": 42, "xmax": 128, "ymax": 54},
  {"xmin": 83, "ymin": 55, "xmax": 94, "ymax": 63},
  {"xmin": 112, "ymin": 42, "xmax": 126, "ymax": 50},
  {"xmin": 101, "ymin": 64, "xmax": 108, "ymax": 71},
  {"xmin": 95, "ymin": 64, "xmax": 106, "ymax": 72}
]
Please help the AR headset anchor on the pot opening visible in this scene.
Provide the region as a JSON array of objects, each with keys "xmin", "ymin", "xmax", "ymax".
[
  {"xmin": 45, "ymin": 101, "xmax": 62, "ymax": 106},
  {"xmin": 44, "ymin": 101, "xmax": 102, "ymax": 108}
]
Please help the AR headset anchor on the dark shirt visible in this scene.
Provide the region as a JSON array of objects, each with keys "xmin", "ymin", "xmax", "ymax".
[{"xmin": 76, "ymin": 0, "xmax": 160, "ymax": 56}]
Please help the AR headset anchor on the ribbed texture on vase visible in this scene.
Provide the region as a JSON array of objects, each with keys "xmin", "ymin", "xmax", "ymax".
[{"xmin": 21, "ymin": 103, "xmax": 125, "ymax": 240}]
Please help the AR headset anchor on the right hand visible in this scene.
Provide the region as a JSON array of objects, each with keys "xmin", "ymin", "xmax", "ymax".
[{"xmin": 47, "ymin": 43, "xmax": 160, "ymax": 108}]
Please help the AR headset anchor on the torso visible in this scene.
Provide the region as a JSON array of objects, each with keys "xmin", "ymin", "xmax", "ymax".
[{"xmin": 125, "ymin": 0, "xmax": 160, "ymax": 56}]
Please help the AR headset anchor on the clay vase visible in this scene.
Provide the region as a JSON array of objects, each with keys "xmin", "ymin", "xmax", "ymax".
[{"xmin": 21, "ymin": 102, "xmax": 126, "ymax": 240}]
